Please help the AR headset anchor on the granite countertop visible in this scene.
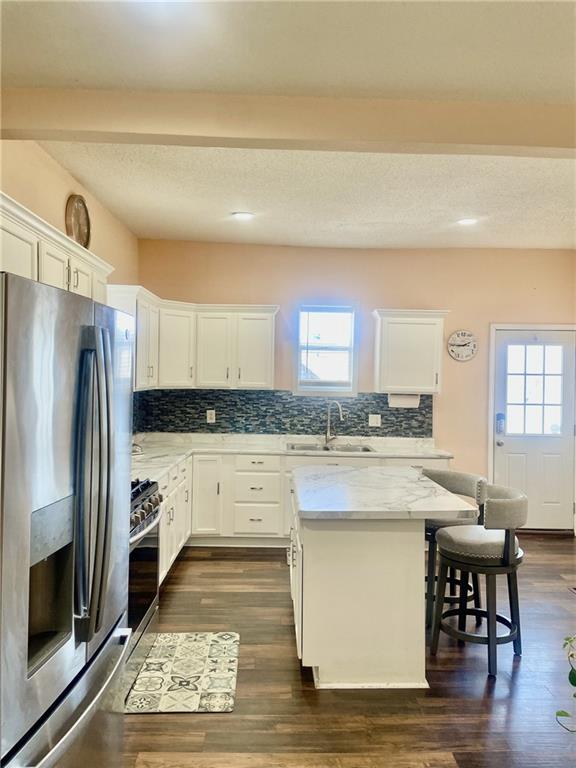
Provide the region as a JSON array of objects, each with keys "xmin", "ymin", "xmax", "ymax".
[
  {"xmin": 130, "ymin": 433, "xmax": 453, "ymax": 481},
  {"xmin": 292, "ymin": 465, "xmax": 476, "ymax": 521}
]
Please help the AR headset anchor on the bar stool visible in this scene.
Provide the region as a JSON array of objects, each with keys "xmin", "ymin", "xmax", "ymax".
[
  {"xmin": 430, "ymin": 484, "xmax": 527, "ymax": 677},
  {"xmin": 422, "ymin": 469, "xmax": 487, "ymax": 628}
]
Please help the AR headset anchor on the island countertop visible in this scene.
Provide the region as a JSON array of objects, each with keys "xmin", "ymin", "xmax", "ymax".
[{"xmin": 292, "ymin": 465, "xmax": 476, "ymax": 520}]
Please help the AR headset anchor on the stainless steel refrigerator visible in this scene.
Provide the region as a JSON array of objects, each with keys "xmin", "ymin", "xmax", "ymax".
[{"xmin": 0, "ymin": 274, "xmax": 134, "ymax": 767}]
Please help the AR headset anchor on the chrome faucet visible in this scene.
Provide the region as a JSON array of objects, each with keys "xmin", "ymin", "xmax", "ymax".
[{"xmin": 325, "ymin": 401, "xmax": 344, "ymax": 445}]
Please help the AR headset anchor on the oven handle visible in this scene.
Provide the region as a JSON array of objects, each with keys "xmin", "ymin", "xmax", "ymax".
[{"xmin": 129, "ymin": 506, "xmax": 163, "ymax": 548}]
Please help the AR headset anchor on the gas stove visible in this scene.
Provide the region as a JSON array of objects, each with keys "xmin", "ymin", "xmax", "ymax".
[{"xmin": 130, "ymin": 478, "xmax": 162, "ymax": 542}]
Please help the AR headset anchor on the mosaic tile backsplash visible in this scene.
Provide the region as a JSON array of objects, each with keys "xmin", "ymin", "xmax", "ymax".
[{"xmin": 133, "ymin": 389, "xmax": 432, "ymax": 437}]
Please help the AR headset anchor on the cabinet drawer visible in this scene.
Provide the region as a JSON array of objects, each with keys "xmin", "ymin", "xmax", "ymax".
[
  {"xmin": 177, "ymin": 458, "xmax": 189, "ymax": 482},
  {"xmin": 383, "ymin": 458, "xmax": 450, "ymax": 469},
  {"xmin": 235, "ymin": 454, "xmax": 281, "ymax": 472},
  {"xmin": 158, "ymin": 472, "xmax": 170, "ymax": 497},
  {"xmin": 234, "ymin": 473, "xmax": 281, "ymax": 502},
  {"xmin": 233, "ymin": 504, "xmax": 281, "ymax": 535},
  {"xmin": 285, "ymin": 456, "xmax": 378, "ymax": 470}
]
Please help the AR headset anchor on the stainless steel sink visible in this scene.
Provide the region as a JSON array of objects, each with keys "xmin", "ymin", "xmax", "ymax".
[{"xmin": 286, "ymin": 442, "xmax": 375, "ymax": 453}]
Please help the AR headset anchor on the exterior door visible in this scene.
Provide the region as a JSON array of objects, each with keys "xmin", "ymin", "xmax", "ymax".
[{"xmin": 493, "ymin": 328, "xmax": 575, "ymax": 529}]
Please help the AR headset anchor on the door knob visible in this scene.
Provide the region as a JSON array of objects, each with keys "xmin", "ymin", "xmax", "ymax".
[{"xmin": 496, "ymin": 440, "xmax": 504, "ymax": 447}]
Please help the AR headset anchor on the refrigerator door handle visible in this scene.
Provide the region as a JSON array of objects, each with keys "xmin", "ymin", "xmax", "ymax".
[{"xmin": 32, "ymin": 629, "xmax": 131, "ymax": 768}]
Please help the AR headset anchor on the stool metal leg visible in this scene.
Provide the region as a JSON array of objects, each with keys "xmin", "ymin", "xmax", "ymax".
[
  {"xmin": 448, "ymin": 566, "xmax": 456, "ymax": 597},
  {"xmin": 472, "ymin": 573, "xmax": 482, "ymax": 627},
  {"xmin": 486, "ymin": 573, "xmax": 498, "ymax": 677},
  {"xmin": 426, "ymin": 538, "xmax": 437, "ymax": 629},
  {"xmin": 458, "ymin": 570, "xmax": 469, "ymax": 644},
  {"xmin": 507, "ymin": 569, "xmax": 522, "ymax": 656},
  {"xmin": 431, "ymin": 560, "xmax": 449, "ymax": 656}
]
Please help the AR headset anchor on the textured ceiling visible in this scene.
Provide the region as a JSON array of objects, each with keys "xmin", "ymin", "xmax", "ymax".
[
  {"xmin": 40, "ymin": 142, "xmax": 576, "ymax": 249},
  {"xmin": 3, "ymin": 2, "xmax": 575, "ymax": 103}
]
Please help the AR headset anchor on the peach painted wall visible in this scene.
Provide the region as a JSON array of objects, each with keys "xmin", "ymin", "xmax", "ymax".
[
  {"xmin": 0, "ymin": 140, "xmax": 139, "ymax": 283},
  {"xmin": 139, "ymin": 239, "xmax": 575, "ymax": 475}
]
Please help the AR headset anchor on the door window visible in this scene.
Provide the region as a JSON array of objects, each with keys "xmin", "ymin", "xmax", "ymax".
[{"xmin": 506, "ymin": 344, "xmax": 563, "ymax": 435}]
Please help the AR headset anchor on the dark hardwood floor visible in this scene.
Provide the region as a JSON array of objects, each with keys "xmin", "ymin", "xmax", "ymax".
[{"xmin": 123, "ymin": 534, "xmax": 576, "ymax": 768}]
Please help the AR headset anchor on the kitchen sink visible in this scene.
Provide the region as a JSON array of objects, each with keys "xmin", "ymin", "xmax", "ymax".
[{"xmin": 286, "ymin": 442, "xmax": 375, "ymax": 453}]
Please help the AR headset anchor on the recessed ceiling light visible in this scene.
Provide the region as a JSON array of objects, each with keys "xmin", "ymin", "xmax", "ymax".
[
  {"xmin": 231, "ymin": 211, "xmax": 255, "ymax": 221},
  {"xmin": 456, "ymin": 218, "xmax": 478, "ymax": 226}
]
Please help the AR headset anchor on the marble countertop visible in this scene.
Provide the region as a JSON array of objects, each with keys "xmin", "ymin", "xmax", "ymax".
[
  {"xmin": 292, "ymin": 465, "xmax": 476, "ymax": 521},
  {"xmin": 130, "ymin": 433, "xmax": 453, "ymax": 482}
]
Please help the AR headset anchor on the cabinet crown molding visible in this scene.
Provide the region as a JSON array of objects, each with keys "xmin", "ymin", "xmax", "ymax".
[
  {"xmin": 108, "ymin": 285, "xmax": 279, "ymax": 316},
  {"xmin": 373, "ymin": 309, "xmax": 450, "ymax": 318},
  {"xmin": 0, "ymin": 192, "xmax": 114, "ymax": 276}
]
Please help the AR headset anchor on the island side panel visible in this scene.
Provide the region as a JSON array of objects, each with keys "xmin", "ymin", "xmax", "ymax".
[{"xmin": 300, "ymin": 518, "xmax": 428, "ymax": 688}]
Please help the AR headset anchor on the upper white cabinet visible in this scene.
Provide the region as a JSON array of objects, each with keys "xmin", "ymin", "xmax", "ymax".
[
  {"xmin": 0, "ymin": 216, "xmax": 39, "ymax": 279},
  {"xmin": 159, "ymin": 305, "xmax": 196, "ymax": 388},
  {"xmin": 373, "ymin": 309, "xmax": 448, "ymax": 394},
  {"xmin": 196, "ymin": 312, "xmax": 233, "ymax": 388},
  {"xmin": 0, "ymin": 193, "xmax": 113, "ymax": 300},
  {"xmin": 196, "ymin": 308, "xmax": 277, "ymax": 390}
]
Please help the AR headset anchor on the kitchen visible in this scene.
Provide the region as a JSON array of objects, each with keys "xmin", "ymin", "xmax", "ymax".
[{"xmin": 0, "ymin": 2, "xmax": 575, "ymax": 767}]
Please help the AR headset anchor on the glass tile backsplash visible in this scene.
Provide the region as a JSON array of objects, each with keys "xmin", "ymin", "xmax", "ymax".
[{"xmin": 133, "ymin": 389, "xmax": 432, "ymax": 437}]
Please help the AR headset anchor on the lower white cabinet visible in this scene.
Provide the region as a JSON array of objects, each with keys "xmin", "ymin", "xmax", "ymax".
[
  {"xmin": 192, "ymin": 455, "xmax": 223, "ymax": 535},
  {"xmin": 289, "ymin": 512, "xmax": 303, "ymax": 660},
  {"xmin": 158, "ymin": 458, "xmax": 194, "ymax": 584}
]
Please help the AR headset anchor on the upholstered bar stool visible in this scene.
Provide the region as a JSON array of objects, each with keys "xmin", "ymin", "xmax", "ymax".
[
  {"xmin": 422, "ymin": 469, "xmax": 488, "ymax": 628},
  {"xmin": 430, "ymin": 484, "xmax": 527, "ymax": 677}
]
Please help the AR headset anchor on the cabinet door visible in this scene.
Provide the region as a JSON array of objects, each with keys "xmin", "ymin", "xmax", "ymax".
[
  {"xmin": 159, "ymin": 308, "xmax": 196, "ymax": 387},
  {"xmin": 69, "ymin": 255, "xmax": 92, "ymax": 298},
  {"xmin": 38, "ymin": 241, "xmax": 69, "ymax": 290},
  {"xmin": 191, "ymin": 456, "xmax": 222, "ymax": 535},
  {"xmin": 196, "ymin": 313, "xmax": 232, "ymax": 388},
  {"xmin": 378, "ymin": 317, "xmax": 442, "ymax": 394},
  {"xmin": 0, "ymin": 218, "xmax": 38, "ymax": 279},
  {"xmin": 236, "ymin": 314, "xmax": 275, "ymax": 389},
  {"xmin": 135, "ymin": 300, "xmax": 151, "ymax": 390},
  {"xmin": 184, "ymin": 459, "xmax": 193, "ymax": 540},
  {"xmin": 92, "ymin": 272, "xmax": 108, "ymax": 304},
  {"xmin": 159, "ymin": 500, "xmax": 171, "ymax": 585},
  {"xmin": 148, "ymin": 305, "xmax": 160, "ymax": 387}
]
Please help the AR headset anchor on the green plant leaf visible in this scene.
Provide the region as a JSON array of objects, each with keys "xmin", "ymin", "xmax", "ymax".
[
  {"xmin": 569, "ymin": 668, "xmax": 576, "ymax": 687},
  {"xmin": 556, "ymin": 710, "xmax": 572, "ymax": 718}
]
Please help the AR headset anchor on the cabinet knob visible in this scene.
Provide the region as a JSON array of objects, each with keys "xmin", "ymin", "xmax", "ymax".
[
  {"xmin": 249, "ymin": 517, "xmax": 263, "ymax": 522},
  {"xmin": 250, "ymin": 486, "xmax": 264, "ymax": 491}
]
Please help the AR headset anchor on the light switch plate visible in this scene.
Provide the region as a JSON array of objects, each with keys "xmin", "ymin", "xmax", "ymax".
[
  {"xmin": 206, "ymin": 409, "xmax": 216, "ymax": 424},
  {"xmin": 368, "ymin": 414, "xmax": 381, "ymax": 427}
]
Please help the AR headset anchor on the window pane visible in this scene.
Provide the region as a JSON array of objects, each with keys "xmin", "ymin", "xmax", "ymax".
[
  {"xmin": 526, "ymin": 345, "xmax": 544, "ymax": 374},
  {"xmin": 544, "ymin": 406, "xmax": 562, "ymax": 435},
  {"xmin": 506, "ymin": 405, "xmax": 524, "ymax": 434},
  {"xmin": 300, "ymin": 350, "xmax": 351, "ymax": 383},
  {"xmin": 544, "ymin": 345, "xmax": 562, "ymax": 374},
  {"xmin": 506, "ymin": 375, "xmax": 524, "ymax": 404},
  {"xmin": 544, "ymin": 376, "xmax": 562, "ymax": 405},
  {"xmin": 525, "ymin": 405, "xmax": 543, "ymax": 434},
  {"xmin": 507, "ymin": 345, "xmax": 525, "ymax": 374},
  {"xmin": 299, "ymin": 310, "xmax": 353, "ymax": 347},
  {"xmin": 525, "ymin": 375, "xmax": 543, "ymax": 404}
]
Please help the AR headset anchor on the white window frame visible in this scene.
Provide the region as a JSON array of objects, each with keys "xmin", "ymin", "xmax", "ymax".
[{"xmin": 294, "ymin": 305, "xmax": 358, "ymax": 397}]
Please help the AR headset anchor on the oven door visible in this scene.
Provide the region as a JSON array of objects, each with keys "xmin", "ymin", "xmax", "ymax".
[{"xmin": 128, "ymin": 513, "xmax": 161, "ymax": 649}]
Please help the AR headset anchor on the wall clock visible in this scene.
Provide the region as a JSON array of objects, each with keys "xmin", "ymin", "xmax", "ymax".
[
  {"xmin": 65, "ymin": 194, "xmax": 91, "ymax": 248},
  {"xmin": 447, "ymin": 329, "xmax": 478, "ymax": 361}
]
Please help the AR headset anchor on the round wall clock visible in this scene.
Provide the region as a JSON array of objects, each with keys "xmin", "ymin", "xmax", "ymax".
[
  {"xmin": 65, "ymin": 194, "xmax": 91, "ymax": 248},
  {"xmin": 447, "ymin": 329, "xmax": 478, "ymax": 361}
]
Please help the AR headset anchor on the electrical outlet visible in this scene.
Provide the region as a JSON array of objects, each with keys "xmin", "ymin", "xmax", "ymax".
[
  {"xmin": 206, "ymin": 409, "xmax": 216, "ymax": 424},
  {"xmin": 368, "ymin": 413, "xmax": 381, "ymax": 428}
]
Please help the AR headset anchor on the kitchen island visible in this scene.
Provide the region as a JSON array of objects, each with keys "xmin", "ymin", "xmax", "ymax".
[{"xmin": 290, "ymin": 465, "xmax": 476, "ymax": 689}]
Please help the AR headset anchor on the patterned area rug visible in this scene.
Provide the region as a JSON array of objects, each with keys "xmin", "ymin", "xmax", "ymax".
[{"xmin": 125, "ymin": 631, "xmax": 239, "ymax": 713}]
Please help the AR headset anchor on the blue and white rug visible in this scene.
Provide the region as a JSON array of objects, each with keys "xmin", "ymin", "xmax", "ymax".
[{"xmin": 125, "ymin": 631, "xmax": 239, "ymax": 713}]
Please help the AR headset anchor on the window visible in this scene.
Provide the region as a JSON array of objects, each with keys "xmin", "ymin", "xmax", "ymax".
[
  {"xmin": 505, "ymin": 344, "xmax": 563, "ymax": 435},
  {"xmin": 296, "ymin": 306, "xmax": 356, "ymax": 395}
]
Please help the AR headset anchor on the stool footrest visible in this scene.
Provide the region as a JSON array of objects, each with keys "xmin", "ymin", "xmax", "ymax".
[{"xmin": 439, "ymin": 608, "xmax": 518, "ymax": 647}]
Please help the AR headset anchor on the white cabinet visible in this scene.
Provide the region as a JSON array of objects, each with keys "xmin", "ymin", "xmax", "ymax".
[
  {"xmin": 1, "ymin": 194, "xmax": 113, "ymax": 300},
  {"xmin": 0, "ymin": 216, "xmax": 38, "ymax": 279},
  {"xmin": 289, "ymin": 498, "xmax": 303, "ymax": 660},
  {"xmin": 136, "ymin": 298, "xmax": 160, "ymax": 390},
  {"xmin": 39, "ymin": 240, "xmax": 69, "ymax": 290},
  {"xmin": 159, "ymin": 307, "xmax": 196, "ymax": 387},
  {"xmin": 196, "ymin": 310, "xmax": 276, "ymax": 390},
  {"xmin": 195, "ymin": 313, "xmax": 233, "ymax": 388},
  {"xmin": 192, "ymin": 455, "xmax": 223, "ymax": 535},
  {"xmin": 373, "ymin": 309, "xmax": 448, "ymax": 394}
]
